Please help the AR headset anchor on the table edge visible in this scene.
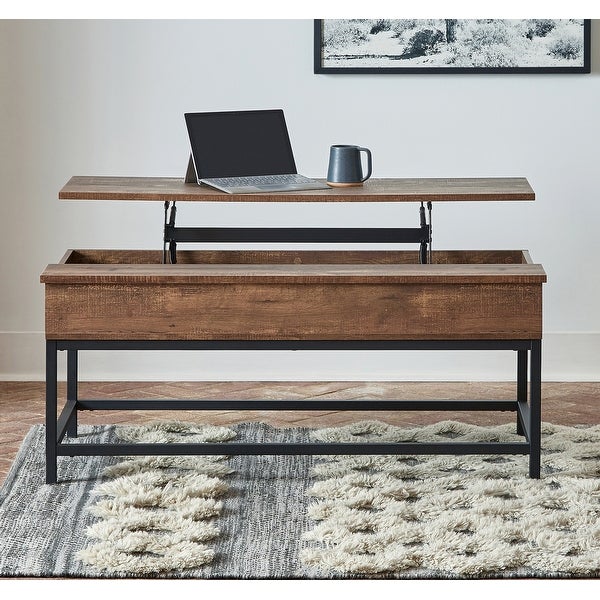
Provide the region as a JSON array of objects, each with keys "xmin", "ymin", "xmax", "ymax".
[{"xmin": 58, "ymin": 176, "xmax": 536, "ymax": 202}]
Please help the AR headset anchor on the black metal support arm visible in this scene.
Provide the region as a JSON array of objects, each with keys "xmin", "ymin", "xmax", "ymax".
[
  {"xmin": 163, "ymin": 201, "xmax": 178, "ymax": 264},
  {"xmin": 162, "ymin": 201, "xmax": 433, "ymax": 264},
  {"xmin": 164, "ymin": 226, "xmax": 430, "ymax": 245}
]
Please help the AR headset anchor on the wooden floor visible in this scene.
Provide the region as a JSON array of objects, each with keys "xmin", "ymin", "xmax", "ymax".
[{"xmin": 1, "ymin": 381, "xmax": 599, "ymax": 485}]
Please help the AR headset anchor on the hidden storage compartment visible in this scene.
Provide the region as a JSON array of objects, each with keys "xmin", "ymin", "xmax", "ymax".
[{"xmin": 61, "ymin": 249, "xmax": 532, "ymax": 266}]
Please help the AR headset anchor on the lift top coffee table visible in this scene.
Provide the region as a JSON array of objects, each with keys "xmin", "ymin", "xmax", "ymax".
[{"xmin": 41, "ymin": 177, "xmax": 546, "ymax": 483}]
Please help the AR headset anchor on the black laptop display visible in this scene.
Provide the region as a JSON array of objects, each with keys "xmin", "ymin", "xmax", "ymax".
[{"xmin": 184, "ymin": 109, "xmax": 328, "ymax": 194}]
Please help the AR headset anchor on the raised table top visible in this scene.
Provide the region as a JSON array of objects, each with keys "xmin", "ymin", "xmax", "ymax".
[{"xmin": 59, "ymin": 176, "xmax": 535, "ymax": 202}]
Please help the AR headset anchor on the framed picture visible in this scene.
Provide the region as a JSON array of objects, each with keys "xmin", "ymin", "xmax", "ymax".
[{"xmin": 314, "ymin": 19, "xmax": 591, "ymax": 74}]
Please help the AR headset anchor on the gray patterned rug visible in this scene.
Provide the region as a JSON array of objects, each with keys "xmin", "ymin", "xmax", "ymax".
[{"xmin": 1, "ymin": 420, "xmax": 600, "ymax": 579}]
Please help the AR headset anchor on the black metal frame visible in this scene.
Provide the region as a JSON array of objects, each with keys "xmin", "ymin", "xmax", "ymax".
[
  {"xmin": 163, "ymin": 200, "xmax": 433, "ymax": 265},
  {"xmin": 45, "ymin": 338, "xmax": 542, "ymax": 484}
]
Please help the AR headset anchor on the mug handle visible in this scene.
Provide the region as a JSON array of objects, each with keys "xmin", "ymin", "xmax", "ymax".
[{"xmin": 359, "ymin": 147, "xmax": 372, "ymax": 183}]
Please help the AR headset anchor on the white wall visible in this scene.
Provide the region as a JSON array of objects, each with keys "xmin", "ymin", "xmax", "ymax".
[{"xmin": 1, "ymin": 19, "xmax": 599, "ymax": 381}]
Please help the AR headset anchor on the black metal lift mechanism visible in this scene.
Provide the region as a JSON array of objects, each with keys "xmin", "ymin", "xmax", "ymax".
[
  {"xmin": 45, "ymin": 202, "xmax": 542, "ymax": 483},
  {"xmin": 163, "ymin": 200, "xmax": 434, "ymax": 264}
]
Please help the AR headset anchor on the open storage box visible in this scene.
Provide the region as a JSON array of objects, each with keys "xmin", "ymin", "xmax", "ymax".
[{"xmin": 41, "ymin": 249, "xmax": 546, "ymax": 341}]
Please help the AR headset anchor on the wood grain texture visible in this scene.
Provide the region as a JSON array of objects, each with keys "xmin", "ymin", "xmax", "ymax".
[
  {"xmin": 41, "ymin": 250, "xmax": 546, "ymax": 285},
  {"xmin": 43, "ymin": 249, "xmax": 544, "ymax": 341},
  {"xmin": 44, "ymin": 281, "xmax": 542, "ymax": 341},
  {"xmin": 58, "ymin": 176, "xmax": 535, "ymax": 203},
  {"xmin": 61, "ymin": 249, "xmax": 530, "ymax": 266},
  {"xmin": 41, "ymin": 262, "xmax": 547, "ymax": 285}
]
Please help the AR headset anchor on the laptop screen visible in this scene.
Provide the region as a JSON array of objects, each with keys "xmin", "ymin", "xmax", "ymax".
[{"xmin": 185, "ymin": 109, "xmax": 297, "ymax": 179}]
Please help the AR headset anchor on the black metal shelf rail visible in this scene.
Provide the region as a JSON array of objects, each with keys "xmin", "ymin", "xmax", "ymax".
[
  {"xmin": 45, "ymin": 339, "xmax": 542, "ymax": 484},
  {"xmin": 162, "ymin": 201, "xmax": 433, "ymax": 264}
]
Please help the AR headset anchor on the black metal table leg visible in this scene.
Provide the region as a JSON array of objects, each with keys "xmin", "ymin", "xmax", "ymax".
[
  {"xmin": 45, "ymin": 341, "xmax": 58, "ymax": 484},
  {"xmin": 67, "ymin": 350, "xmax": 78, "ymax": 438},
  {"xmin": 529, "ymin": 340, "xmax": 542, "ymax": 478},
  {"xmin": 45, "ymin": 339, "xmax": 541, "ymax": 481},
  {"xmin": 516, "ymin": 349, "xmax": 527, "ymax": 436}
]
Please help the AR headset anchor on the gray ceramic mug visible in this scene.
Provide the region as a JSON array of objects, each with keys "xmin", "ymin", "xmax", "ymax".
[{"xmin": 326, "ymin": 145, "xmax": 372, "ymax": 187}]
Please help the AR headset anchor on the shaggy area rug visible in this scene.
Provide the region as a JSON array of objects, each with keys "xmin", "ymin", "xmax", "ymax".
[
  {"xmin": 0, "ymin": 420, "xmax": 599, "ymax": 579},
  {"xmin": 302, "ymin": 420, "xmax": 600, "ymax": 576},
  {"xmin": 76, "ymin": 422, "xmax": 237, "ymax": 574}
]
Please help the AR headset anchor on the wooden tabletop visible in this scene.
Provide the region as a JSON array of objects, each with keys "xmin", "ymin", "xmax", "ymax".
[{"xmin": 59, "ymin": 176, "xmax": 535, "ymax": 202}]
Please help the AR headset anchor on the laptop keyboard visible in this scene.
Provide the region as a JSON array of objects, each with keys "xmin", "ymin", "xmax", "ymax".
[{"xmin": 208, "ymin": 174, "xmax": 314, "ymax": 187}]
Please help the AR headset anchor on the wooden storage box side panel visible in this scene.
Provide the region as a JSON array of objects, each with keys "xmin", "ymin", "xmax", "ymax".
[
  {"xmin": 62, "ymin": 249, "xmax": 163, "ymax": 264},
  {"xmin": 62, "ymin": 249, "xmax": 424, "ymax": 265},
  {"xmin": 60, "ymin": 249, "xmax": 531, "ymax": 266},
  {"xmin": 62, "ymin": 249, "xmax": 427, "ymax": 265},
  {"xmin": 44, "ymin": 281, "xmax": 542, "ymax": 341}
]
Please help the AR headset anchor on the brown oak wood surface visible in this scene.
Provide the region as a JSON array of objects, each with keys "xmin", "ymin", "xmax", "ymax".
[
  {"xmin": 61, "ymin": 249, "xmax": 531, "ymax": 266},
  {"xmin": 58, "ymin": 176, "xmax": 535, "ymax": 202},
  {"xmin": 42, "ymin": 249, "xmax": 546, "ymax": 285},
  {"xmin": 44, "ymin": 282, "xmax": 543, "ymax": 341},
  {"xmin": 42, "ymin": 249, "xmax": 545, "ymax": 341},
  {"xmin": 41, "ymin": 262, "xmax": 547, "ymax": 285}
]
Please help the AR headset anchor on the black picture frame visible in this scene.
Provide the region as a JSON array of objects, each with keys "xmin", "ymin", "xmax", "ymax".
[{"xmin": 314, "ymin": 19, "xmax": 591, "ymax": 74}]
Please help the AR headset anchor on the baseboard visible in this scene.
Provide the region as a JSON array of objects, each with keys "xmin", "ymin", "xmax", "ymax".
[{"xmin": 1, "ymin": 331, "xmax": 599, "ymax": 382}]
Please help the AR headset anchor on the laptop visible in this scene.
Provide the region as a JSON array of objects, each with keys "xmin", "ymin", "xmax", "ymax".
[{"xmin": 184, "ymin": 109, "xmax": 329, "ymax": 194}]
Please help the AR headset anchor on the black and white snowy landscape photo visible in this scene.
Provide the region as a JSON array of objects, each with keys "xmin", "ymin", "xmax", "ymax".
[{"xmin": 316, "ymin": 19, "xmax": 589, "ymax": 72}]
